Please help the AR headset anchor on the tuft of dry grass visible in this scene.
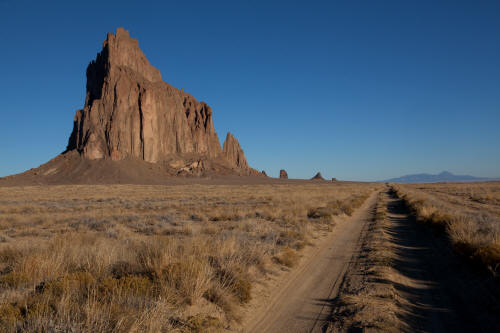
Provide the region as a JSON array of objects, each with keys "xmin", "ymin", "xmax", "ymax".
[
  {"xmin": 392, "ymin": 182, "xmax": 500, "ymax": 277},
  {"xmin": 0, "ymin": 183, "xmax": 378, "ymax": 332}
]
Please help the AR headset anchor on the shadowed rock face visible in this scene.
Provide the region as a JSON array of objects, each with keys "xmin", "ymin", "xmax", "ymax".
[
  {"xmin": 67, "ymin": 28, "xmax": 224, "ymax": 163},
  {"xmin": 280, "ymin": 169, "xmax": 288, "ymax": 179}
]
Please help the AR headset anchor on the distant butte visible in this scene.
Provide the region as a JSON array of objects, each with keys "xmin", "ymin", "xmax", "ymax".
[{"xmin": 311, "ymin": 172, "xmax": 325, "ymax": 180}]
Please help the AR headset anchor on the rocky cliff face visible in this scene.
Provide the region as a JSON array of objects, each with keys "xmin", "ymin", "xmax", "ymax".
[{"xmin": 66, "ymin": 28, "xmax": 233, "ymax": 166}]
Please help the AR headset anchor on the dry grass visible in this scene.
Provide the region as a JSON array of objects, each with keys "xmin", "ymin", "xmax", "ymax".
[
  {"xmin": 0, "ymin": 183, "xmax": 377, "ymax": 332},
  {"xmin": 392, "ymin": 182, "xmax": 500, "ymax": 277}
]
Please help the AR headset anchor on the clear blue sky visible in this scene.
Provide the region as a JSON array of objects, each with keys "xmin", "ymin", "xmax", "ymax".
[{"xmin": 0, "ymin": 0, "xmax": 499, "ymax": 181}]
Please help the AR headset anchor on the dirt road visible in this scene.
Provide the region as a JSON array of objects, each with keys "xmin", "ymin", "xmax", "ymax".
[
  {"xmin": 242, "ymin": 191, "xmax": 379, "ymax": 333},
  {"xmin": 243, "ymin": 188, "xmax": 500, "ymax": 333}
]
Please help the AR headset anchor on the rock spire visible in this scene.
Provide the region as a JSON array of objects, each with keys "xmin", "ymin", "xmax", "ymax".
[
  {"xmin": 222, "ymin": 133, "xmax": 249, "ymax": 170},
  {"xmin": 66, "ymin": 28, "xmax": 240, "ymax": 168}
]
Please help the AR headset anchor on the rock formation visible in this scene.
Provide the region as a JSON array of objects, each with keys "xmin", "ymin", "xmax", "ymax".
[
  {"xmin": 66, "ymin": 28, "xmax": 248, "ymax": 174},
  {"xmin": 280, "ymin": 169, "xmax": 288, "ymax": 179},
  {"xmin": 261, "ymin": 170, "xmax": 267, "ymax": 177},
  {"xmin": 331, "ymin": 177, "xmax": 338, "ymax": 182},
  {"xmin": 311, "ymin": 172, "xmax": 324, "ymax": 180},
  {"xmin": 1, "ymin": 28, "xmax": 264, "ymax": 186},
  {"xmin": 222, "ymin": 133, "xmax": 249, "ymax": 170}
]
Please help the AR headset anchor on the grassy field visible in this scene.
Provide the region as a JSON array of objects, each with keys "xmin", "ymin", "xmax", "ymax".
[
  {"xmin": 0, "ymin": 183, "xmax": 377, "ymax": 332},
  {"xmin": 392, "ymin": 182, "xmax": 500, "ymax": 276}
]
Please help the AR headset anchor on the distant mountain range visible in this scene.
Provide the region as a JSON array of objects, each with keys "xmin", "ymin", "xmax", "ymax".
[{"xmin": 381, "ymin": 171, "xmax": 499, "ymax": 183}]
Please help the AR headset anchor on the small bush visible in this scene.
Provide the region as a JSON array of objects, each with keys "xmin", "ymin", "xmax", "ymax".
[
  {"xmin": 120, "ymin": 275, "xmax": 155, "ymax": 296},
  {"xmin": 111, "ymin": 260, "xmax": 144, "ymax": 278},
  {"xmin": 274, "ymin": 247, "xmax": 299, "ymax": 268},
  {"xmin": 182, "ymin": 314, "xmax": 223, "ymax": 333},
  {"xmin": 307, "ymin": 207, "xmax": 332, "ymax": 219},
  {"xmin": 209, "ymin": 261, "xmax": 252, "ymax": 304},
  {"xmin": 232, "ymin": 276, "xmax": 252, "ymax": 303}
]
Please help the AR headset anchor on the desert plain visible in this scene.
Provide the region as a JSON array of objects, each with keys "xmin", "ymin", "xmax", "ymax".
[{"xmin": 0, "ymin": 181, "xmax": 499, "ymax": 332}]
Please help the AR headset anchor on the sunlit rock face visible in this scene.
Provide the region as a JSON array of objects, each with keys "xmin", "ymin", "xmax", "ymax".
[
  {"xmin": 67, "ymin": 28, "xmax": 225, "ymax": 164},
  {"xmin": 222, "ymin": 133, "xmax": 249, "ymax": 170}
]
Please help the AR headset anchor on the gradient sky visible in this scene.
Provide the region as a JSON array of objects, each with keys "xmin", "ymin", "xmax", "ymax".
[{"xmin": 0, "ymin": 0, "xmax": 499, "ymax": 181}]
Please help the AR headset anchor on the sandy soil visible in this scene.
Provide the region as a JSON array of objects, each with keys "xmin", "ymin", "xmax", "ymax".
[{"xmin": 234, "ymin": 191, "xmax": 379, "ymax": 332}]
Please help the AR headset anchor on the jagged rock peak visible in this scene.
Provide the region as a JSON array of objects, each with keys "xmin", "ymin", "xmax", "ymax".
[
  {"xmin": 222, "ymin": 133, "xmax": 249, "ymax": 170},
  {"xmin": 280, "ymin": 169, "xmax": 288, "ymax": 179},
  {"xmin": 103, "ymin": 27, "xmax": 162, "ymax": 83},
  {"xmin": 311, "ymin": 172, "xmax": 324, "ymax": 180},
  {"xmin": 183, "ymin": 92, "xmax": 221, "ymax": 158},
  {"xmin": 66, "ymin": 28, "xmax": 222, "ymax": 163}
]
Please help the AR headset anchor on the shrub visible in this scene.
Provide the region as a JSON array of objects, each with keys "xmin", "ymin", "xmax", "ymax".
[
  {"xmin": 307, "ymin": 207, "xmax": 332, "ymax": 219},
  {"xmin": 232, "ymin": 276, "xmax": 252, "ymax": 304},
  {"xmin": 182, "ymin": 314, "xmax": 223, "ymax": 333},
  {"xmin": 274, "ymin": 247, "xmax": 299, "ymax": 268}
]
